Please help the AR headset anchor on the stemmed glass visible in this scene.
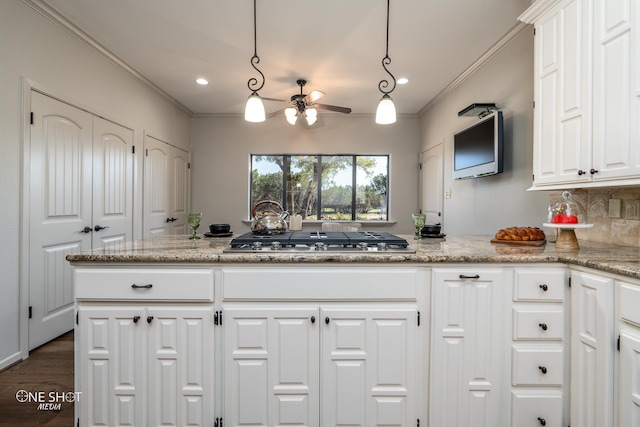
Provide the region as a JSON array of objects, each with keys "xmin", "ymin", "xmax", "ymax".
[
  {"xmin": 188, "ymin": 213, "xmax": 202, "ymax": 240},
  {"xmin": 411, "ymin": 213, "xmax": 426, "ymax": 240}
]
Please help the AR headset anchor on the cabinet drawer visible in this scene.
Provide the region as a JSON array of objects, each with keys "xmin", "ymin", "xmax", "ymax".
[
  {"xmin": 619, "ymin": 281, "xmax": 640, "ymax": 326},
  {"xmin": 512, "ymin": 347, "xmax": 563, "ymax": 386},
  {"xmin": 513, "ymin": 308, "xmax": 564, "ymax": 340},
  {"xmin": 221, "ymin": 267, "xmax": 421, "ymax": 300},
  {"xmin": 75, "ymin": 268, "xmax": 214, "ymax": 301},
  {"xmin": 514, "ymin": 269, "xmax": 565, "ymax": 302},
  {"xmin": 512, "ymin": 392, "xmax": 563, "ymax": 427}
]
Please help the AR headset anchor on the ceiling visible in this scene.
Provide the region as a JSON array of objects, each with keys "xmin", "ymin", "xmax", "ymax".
[{"xmin": 39, "ymin": 0, "xmax": 532, "ymax": 117}]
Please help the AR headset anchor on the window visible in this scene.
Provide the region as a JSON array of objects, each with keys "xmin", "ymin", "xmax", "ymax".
[{"xmin": 250, "ymin": 155, "xmax": 389, "ymax": 221}]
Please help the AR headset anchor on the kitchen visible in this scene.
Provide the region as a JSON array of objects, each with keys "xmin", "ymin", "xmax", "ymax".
[{"xmin": 2, "ymin": 0, "xmax": 640, "ymax": 426}]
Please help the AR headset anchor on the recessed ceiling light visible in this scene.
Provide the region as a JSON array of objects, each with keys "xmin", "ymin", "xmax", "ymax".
[
  {"xmin": 195, "ymin": 78, "xmax": 209, "ymax": 85},
  {"xmin": 397, "ymin": 77, "xmax": 409, "ymax": 85}
]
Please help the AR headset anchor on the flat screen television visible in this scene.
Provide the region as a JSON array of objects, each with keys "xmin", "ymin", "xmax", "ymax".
[{"xmin": 453, "ymin": 110, "xmax": 503, "ymax": 180}]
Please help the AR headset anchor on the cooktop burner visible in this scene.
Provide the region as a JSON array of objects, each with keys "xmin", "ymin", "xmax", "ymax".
[{"xmin": 224, "ymin": 231, "xmax": 412, "ymax": 253}]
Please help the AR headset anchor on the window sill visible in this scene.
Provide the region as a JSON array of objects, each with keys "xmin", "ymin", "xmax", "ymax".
[{"xmin": 241, "ymin": 220, "xmax": 397, "ymax": 227}]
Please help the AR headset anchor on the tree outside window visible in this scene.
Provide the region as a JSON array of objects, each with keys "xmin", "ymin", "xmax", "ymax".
[{"xmin": 250, "ymin": 155, "xmax": 388, "ymax": 221}]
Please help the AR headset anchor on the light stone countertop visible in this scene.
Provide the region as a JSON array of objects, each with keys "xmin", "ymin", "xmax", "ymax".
[{"xmin": 66, "ymin": 234, "xmax": 640, "ymax": 280}]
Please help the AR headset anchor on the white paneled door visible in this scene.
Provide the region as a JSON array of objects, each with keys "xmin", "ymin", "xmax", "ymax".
[
  {"xmin": 143, "ymin": 135, "xmax": 190, "ymax": 237},
  {"xmin": 29, "ymin": 91, "xmax": 133, "ymax": 349}
]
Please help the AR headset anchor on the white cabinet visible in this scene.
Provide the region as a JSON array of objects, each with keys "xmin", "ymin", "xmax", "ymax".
[
  {"xmin": 617, "ymin": 280, "xmax": 640, "ymax": 427},
  {"xmin": 74, "ymin": 267, "xmax": 215, "ymax": 427},
  {"xmin": 520, "ymin": 0, "xmax": 640, "ymax": 189},
  {"xmin": 511, "ymin": 268, "xmax": 568, "ymax": 427},
  {"xmin": 570, "ymin": 268, "xmax": 615, "ymax": 427},
  {"xmin": 221, "ymin": 266, "xmax": 425, "ymax": 427},
  {"xmin": 429, "ymin": 267, "xmax": 511, "ymax": 427}
]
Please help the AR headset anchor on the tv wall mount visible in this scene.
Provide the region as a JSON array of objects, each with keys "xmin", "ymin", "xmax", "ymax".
[{"xmin": 458, "ymin": 103, "xmax": 498, "ymax": 118}]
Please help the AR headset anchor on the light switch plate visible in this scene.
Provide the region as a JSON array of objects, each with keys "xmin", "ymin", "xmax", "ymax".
[
  {"xmin": 609, "ymin": 199, "xmax": 622, "ymax": 218},
  {"xmin": 623, "ymin": 199, "xmax": 640, "ymax": 220}
]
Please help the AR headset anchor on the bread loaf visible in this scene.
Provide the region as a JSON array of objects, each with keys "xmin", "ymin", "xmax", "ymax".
[{"xmin": 495, "ymin": 226, "xmax": 546, "ymax": 241}]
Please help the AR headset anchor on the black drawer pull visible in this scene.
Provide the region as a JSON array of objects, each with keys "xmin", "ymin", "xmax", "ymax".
[
  {"xmin": 147, "ymin": 316, "xmax": 154, "ymax": 324},
  {"xmin": 131, "ymin": 284, "xmax": 153, "ymax": 289},
  {"xmin": 538, "ymin": 365, "xmax": 547, "ymax": 374},
  {"xmin": 459, "ymin": 274, "xmax": 480, "ymax": 279},
  {"xmin": 133, "ymin": 316, "xmax": 140, "ymax": 323},
  {"xmin": 539, "ymin": 323, "xmax": 548, "ymax": 331},
  {"xmin": 311, "ymin": 316, "xmax": 316, "ymax": 324},
  {"xmin": 539, "ymin": 284, "xmax": 548, "ymax": 291},
  {"xmin": 538, "ymin": 417, "xmax": 546, "ymax": 426}
]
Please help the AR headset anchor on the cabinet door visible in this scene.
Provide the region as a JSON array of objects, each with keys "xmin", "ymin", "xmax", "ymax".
[
  {"xmin": 224, "ymin": 307, "xmax": 320, "ymax": 427},
  {"xmin": 77, "ymin": 306, "xmax": 146, "ymax": 427},
  {"xmin": 619, "ymin": 328, "xmax": 640, "ymax": 427},
  {"xmin": 591, "ymin": 0, "xmax": 640, "ymax": 181},
  {"xmin": 532, "ymin": 0, "xmax": 591, "ymax": 186},
  {"xmin": 430, "ymin": 268, "xmax": 510, "ymax": 427},
  {"xmin": 570, "ymin": 270, "xmax": 615, "ymax": 427},
  {"xmin": 321, "ymin": 307, "xmax": 418, "ymax": 427},
  {"xmin": 147, "ymin": 307, "xmax": 215, "ymax": 427}
]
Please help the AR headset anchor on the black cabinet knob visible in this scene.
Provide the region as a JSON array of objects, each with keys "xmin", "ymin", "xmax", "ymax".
[
  {"xmin": 539, "ymin": 284, "xmax": 548, "ymax": 292},
  {"xmin": 538, "ymin": 417, "xmax": 546, "ymax": 426},
  {"xmin": 590, "ymin": 168, "xmax": 599, "ymax": 175},
  {"xmin": 147, "ymin": 316, "xmax": 154, "ymax": 324},
  {"xmin": 133, "ymin": 315, "xmax": 140, "ymax": 323},
  {"xmin": 310, "ymin": 316, "xmax": 316, "ymax": 324},
  {"xmin": 539, "ymin": 323, "xmax": 548, "ymax": 331},
  {"xmin": 539, "ymin": 365, "xmax": 547, "ymax": 374},
  {"xmin": 578, "ymin": 169, "xmax": 585, "ymax": 175},
  {"xmin": 325, "ymin": 317, "xmax": 330, "ymax": 324}
]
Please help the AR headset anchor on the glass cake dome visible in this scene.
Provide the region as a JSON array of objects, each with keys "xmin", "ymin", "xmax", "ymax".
[{"xmin": 547, "ymin": 191, "xmax": 586, "ymax": 225}]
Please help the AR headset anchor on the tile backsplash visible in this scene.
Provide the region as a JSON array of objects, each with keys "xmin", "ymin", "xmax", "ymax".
[{"xmin": 547, "ymin": 187, "xmax": 640, "ymax": 247}]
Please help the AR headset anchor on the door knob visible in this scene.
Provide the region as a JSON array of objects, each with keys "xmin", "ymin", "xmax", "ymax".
[
  {"xmin": 94, "ymin": 225, "xmax": 110, "ymax": 232},
  {"xmin": 81, "ymin": 226, "xmax": 92, "ymax": 233},
  {"xmin": 166, "ymin": 217, "xmax": 178, "ymax": 223}
]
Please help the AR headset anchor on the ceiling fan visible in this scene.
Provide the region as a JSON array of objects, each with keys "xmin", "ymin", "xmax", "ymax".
[{"xmin": 263, "ymin": 79, "xmax": 352, "ymax": 125}]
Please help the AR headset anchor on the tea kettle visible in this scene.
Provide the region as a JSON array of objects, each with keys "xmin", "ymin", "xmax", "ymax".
[{"xmin": 250, "ymin": 200, "xmax": 290, "ymax": 234}]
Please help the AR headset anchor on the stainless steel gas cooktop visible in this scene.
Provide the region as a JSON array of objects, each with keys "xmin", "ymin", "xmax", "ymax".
[{"xmin": 224, "ymin": 231, "xmax": 414, "ymax": 253}]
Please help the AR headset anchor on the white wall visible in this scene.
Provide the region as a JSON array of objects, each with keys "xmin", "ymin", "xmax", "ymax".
[
  {"xmin": 190, "ymin": 114, "xmax": 420, "ymax": 235},
  {"xmin": 419, "ymin": 28, "xmax": 548, "ymax": 235},
  {"xmin": 0, "ymin": 0, "xmax": 192, "ymax": 368}
]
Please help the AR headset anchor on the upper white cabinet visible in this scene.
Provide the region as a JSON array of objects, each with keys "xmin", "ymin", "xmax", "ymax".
[{"xmin": 520, "ymin": 0, "xmax": 640, "ymax": 189}]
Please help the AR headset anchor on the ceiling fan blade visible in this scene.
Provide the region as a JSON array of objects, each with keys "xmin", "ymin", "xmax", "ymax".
[
  {"xmin": 262, "ymin": 97, "xmax": 290, "ymax": 103},
  {"xmin": 266, "ymin": 108, "xmax": 286, "ymax": 119},
  {"xmin": 315, "ymin": 103, "xmax": 352, "ymax": 114},
  {"xmin": 304, "ymin": 90, "xmax": 325, "ymax": 103}
]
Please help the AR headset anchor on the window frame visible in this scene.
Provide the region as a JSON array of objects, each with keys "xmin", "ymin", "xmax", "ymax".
[{"xmin": 249, "ymin": 154, "xmax": 389, "ymax": 221}]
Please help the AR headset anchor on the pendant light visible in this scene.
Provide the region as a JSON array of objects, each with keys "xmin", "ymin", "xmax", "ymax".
[
  {"xmin": 375, "ymin": 0, "xmax": 397, "ymax": 125},
  {"xmin": 244, "ymin": 0, "xmax": 266, "ymax": 122}
]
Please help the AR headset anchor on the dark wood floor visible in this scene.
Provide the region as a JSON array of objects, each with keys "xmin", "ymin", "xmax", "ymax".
[{"xmin": 0, "ymin": 331, "xmax": 74, "ymax": 426}]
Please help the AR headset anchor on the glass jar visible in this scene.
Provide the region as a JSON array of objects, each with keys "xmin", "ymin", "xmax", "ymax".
[{"xmin": 547, "ymin": 191, "xmax": 586, "ymax": 225}]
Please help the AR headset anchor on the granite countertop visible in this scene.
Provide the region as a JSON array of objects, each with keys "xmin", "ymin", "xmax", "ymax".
[{"xmin": 66, "ymin": 234, "xmax": 640, "ymax": 280}]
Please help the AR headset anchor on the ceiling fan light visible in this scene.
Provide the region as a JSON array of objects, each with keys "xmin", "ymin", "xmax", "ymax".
[
  {"xmin": 285, "ymin": 107, "xmax": 298, "ymax": 125},
  {"xmin": 245, "ymin": 93, "xmax": 265, "ymax": 122},
  {"xmin": 375, "ymin": 94, "xmax": 396, "ymax": 124},
  {"xmin": 305, "ymin": 107, "xmax": 317, "ymax": 125}
]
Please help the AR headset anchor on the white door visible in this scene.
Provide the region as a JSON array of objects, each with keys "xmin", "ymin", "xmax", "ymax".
[
  {"xmin": 29, "ymin": 91, "xmax": 93, "ymax": 349},
  {"xmin": 619, "ymin": 328, "xmax": 640, "ymax": 427},
  {"xmin": 224, "ymin": 307, "xmax": 320, "ymax": 427},
  {"xmin": 430, "ymin": 268, "xmax": 509, "ymax": 427},
  {"xmin": 321, "ymin": 307, "xmax": 417, "ymax": 427},
  {"xmin": 78, "ymin": 306, "xmax": 146, "ymax": 427},
  {"xmin": 91, "ymin": 116, "xmax": 134, "ymax": 250},
  {"xmin": 29, "ymin": 92, "xmax": 134, "ymax": 350},
  {"xmin": 143, "ymin": 135, "xmax": 190, "ymax": 237},
  {"xmin": 420, "ymin": 144, "xmax": 443, "ymax": 226},
  {"xmin": 147, "ymin": 306, "xmax": 215, "ymax": 427},
  {"xmin": 570, "ymin": 270, "xmax": 615, "ymax": 427}
]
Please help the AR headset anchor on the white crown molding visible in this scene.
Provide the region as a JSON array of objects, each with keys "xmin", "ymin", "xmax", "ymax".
[
  {"xmin": 22, "ymin": 0, "xmax": 193, "ymax": 116},
  {"xmin": 517, "ymin": 0, "xmax": 564, "ymax": 23},
  {"xmin": 418, "ymin": 21, "xmax": 531, "ymax": 116}
]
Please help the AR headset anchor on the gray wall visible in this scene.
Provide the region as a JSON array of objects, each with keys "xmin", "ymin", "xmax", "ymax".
[
  {"xmin": 0, "ymin": 0, "xmax": 192, "ymax": 368},
  {"xmin": 419, "ymin": 28, "xmax": 548, "ymax": 235},
  {"xmin": 190, "ymin": 114, "xmax": 421, "ymax": 235}
]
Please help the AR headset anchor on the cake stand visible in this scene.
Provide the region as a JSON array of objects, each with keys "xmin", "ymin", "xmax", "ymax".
[{"xmin": 542, "ymin": 223, "xmax": 594, "ymax": 250}]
